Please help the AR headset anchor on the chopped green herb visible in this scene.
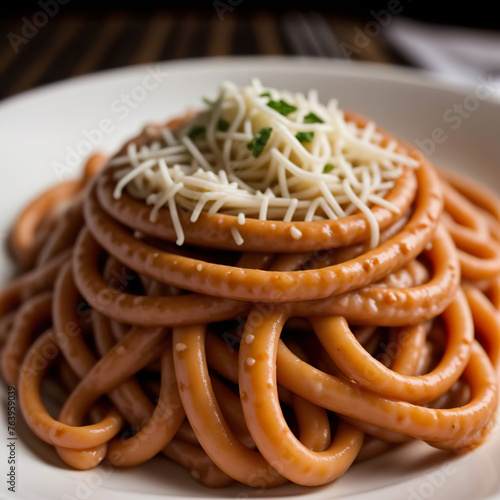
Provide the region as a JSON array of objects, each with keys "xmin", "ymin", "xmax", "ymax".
[
  {"xmin": 202, "ymin": 96, "xmax": 215, "ymax": 106},
  {"xmin": 267, "ymin": 99, "xmax": 297, "ymax": 116},
  {"xmin": 217, "ymin": 119, "xmax": 230, "ymax": 132},
  {"xmin": 247, "ymin": 127, "xmax": 273, "ymax": 158},
  {"xmin": 295, "ymin": 132, "xmax": 314, "ymax": 143},
  {"xmin": 260, "ymin": 92, "xmax": 271, "ymax": 97},
  {"xmin": 188, "ymin": 126, "xmax": 206, "ymax": 139},
  {"xmin": 304, "ymin": 112, "xmax": 324, "ymax": 124},
  {"xmin": 323, "ymin": 164, "xmax": 334, "ymax": 173}
]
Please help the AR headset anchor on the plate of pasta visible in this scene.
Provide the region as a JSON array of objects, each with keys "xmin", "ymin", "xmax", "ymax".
[{"xmin": 1, "ymin": 57, "xmax": 500, "ymax": 500}]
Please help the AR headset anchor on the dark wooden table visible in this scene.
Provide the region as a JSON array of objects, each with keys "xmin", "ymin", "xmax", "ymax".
[{"xmin": 0, "ymin": 9, "xmax": 409, "ymax": 101}]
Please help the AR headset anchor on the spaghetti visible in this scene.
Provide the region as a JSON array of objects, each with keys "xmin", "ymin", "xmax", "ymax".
[{"xmin": 1, "ymin": 81, "xmax": 500, "ymax": 489}]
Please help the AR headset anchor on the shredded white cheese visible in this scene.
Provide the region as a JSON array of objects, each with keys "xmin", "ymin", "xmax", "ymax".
[
  {"xmin": 246, "ymin": 357, "xmax": 256, "ymax": 366},
  {"xmin": 175, "ymin": 343, "xmax": 187, "ymax": 352},
  {"xmin": 290, "ymin": 226, "xmax": 303, "ymax": 240},
  {"xmin": 112, "ymin": 80, "xmax": 419, "ymax": 247},
  {"xmin": 231, "ymin": 227, "xmax": 244, "ymax": 246}
]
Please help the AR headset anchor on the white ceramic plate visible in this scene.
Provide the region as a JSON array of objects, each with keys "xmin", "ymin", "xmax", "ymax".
[{"xmin": 1, "ymin": 57, "xmax": 500, "ymax": 500}]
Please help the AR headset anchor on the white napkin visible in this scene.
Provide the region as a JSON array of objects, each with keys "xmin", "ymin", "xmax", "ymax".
[{"xmin": 385, "ymin": 18, "xmax": 500, "ymax": 95}]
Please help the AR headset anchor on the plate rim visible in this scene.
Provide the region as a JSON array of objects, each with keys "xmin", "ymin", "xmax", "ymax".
[
  {"xmin": 2, "ymin": 55, "xmax": 500, "ymax": 111},
  {"xmin": 1, "ymin": 55, "xmax": 500, "ymax": 500}
]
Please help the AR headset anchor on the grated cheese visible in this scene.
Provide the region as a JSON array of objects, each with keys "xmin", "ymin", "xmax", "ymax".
[
  {"xmin": 231, "ymin": 227, "xmax": 244, "ymax": 246},
  {"xmin": 112, "ymin": 80, "xmax": 419, "ymax": 247},
  {"xmin": 290, "ymin": 226, "xmax": 303, "ymax": 240},
  {"xmin": 246, "ymin": 357, "xmax": 256, "ymax": 366}
]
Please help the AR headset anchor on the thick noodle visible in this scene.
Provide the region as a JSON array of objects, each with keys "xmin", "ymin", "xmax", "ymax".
[{"xmin": 1, "ymin": 113, "xmax": 499, "ymax": 490}]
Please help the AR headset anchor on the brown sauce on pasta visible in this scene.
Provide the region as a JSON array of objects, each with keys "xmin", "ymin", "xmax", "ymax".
[{"xmin": 1, "ymin": 110, "xmax": 499, "ymax": 489}]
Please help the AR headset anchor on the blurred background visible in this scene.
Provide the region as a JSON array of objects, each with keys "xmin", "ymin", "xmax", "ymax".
[{"xmin": 1, "ymin": 1, "xmax": 499, "ymax": 100}]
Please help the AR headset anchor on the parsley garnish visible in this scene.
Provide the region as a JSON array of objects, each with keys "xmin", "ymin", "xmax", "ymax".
[
  {"xmin": 217, "ymin": 119, "xmax": 230, "ymax": 132},
  {"xmin": 202, "ymin": 97, "xmax": 215, "ymax": 106},
  {"xmin": 295, "ymin": 132, "xmax": 314, "ymax": 143},
  {"xmin": 323, "ymin": 164, "xmax": 334, "ymax": 173},
  {"xmin": 267, "ymin": 99, "xmax": 297, "ymax": 116},
  {"xmin": 304, "ymin": 112, "xmax": 324, "ymax": 124},
  {"xmin": 247, "ymin": 127, "xmax": 272, "ymax": 158},
  {"xmin": 260, "ymin": 92, "xmax": 271, "ymax": 97},
  {"xmin": 188, "ymin": 126, "xmax": 206, "ymax": 139}
]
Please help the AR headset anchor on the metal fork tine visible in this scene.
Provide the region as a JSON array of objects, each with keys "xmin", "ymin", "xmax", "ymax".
[
  {"xmin": 282, "ymin": 11, "xmax": 322, "ymax": 56},
  {"xmin": 307, "ymin": 12, "xmax": 343, "ymax": 58},
  {"xmin": 282, "ymin": 12, "xmax": 307, "ymax": 55},
  {"xmin": 296, "ymin": 12, "xmax": 329, "ymax": 57},
  {"xmin": 282, "ymin": 11, "xmax": 343, "ymax": 59}
]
